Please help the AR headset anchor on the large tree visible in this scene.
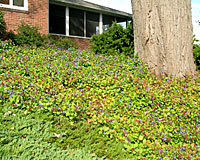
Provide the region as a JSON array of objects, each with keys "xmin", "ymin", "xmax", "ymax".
[{"xmin": 131, "ymin": 0, "xmax": 196, "ymax": 77}]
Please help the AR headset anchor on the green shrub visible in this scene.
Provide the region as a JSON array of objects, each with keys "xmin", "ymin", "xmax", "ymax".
[
  {"xmin": 0, "ymin": 9, "xmax": 6, "ymax": 38},
  {"xmin": 193, "ymin": 39, "xmax": 200, "ymax": 70},
  {"xmin": 13, "ymin": 21, "xmax": 45, "ymax": 47},
  {"xmin": 49, "ymin": 36, "xmax": 78, "ymax": 50},
  {"xmin": 90, "ymin": 22, "xmax": 134, "ymax": 56},
  {"xmin": 7, "ymin": 22, "xmax": 78, "ymax": 49}
]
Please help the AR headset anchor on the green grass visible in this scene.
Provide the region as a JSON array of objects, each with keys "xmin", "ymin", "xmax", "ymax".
[
  {"xmin": 0, "ymin": 40, "xmax": 200, "ymax": 159},
  {"xmin": 0, "ymin": 102, "xmax": 135, "ymax": 159},
  {"xmin": 0, "ymin": 103, "xmax": 106, "ymax": 160}
]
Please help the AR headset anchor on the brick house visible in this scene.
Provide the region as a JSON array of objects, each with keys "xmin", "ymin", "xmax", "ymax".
[{"xmin": 0, "ymin": 0, "xmax": 132, "ymax": 49}]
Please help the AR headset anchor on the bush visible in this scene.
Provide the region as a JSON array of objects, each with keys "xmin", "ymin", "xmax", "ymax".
[
  {"xmin": 13, "ymin": 21, "xmax": 45, "ymax": 47},
  {"xmin": 7, "ymin": 22, "xmax": 77, "ymax": 49},
  {"xmin": 90, "ymin": 22, "xmax": 134, "ymax": 56},
  {"xmin": 0, "ymin": 9, "xmax": 6, "ymax": 38},
  {"xmin": 49, "ymin": 36, "xmax": 78, "ymax": 50},
  {"xmin": 193, "ymin": 39, "xmax": 200, "ymax": 70}
]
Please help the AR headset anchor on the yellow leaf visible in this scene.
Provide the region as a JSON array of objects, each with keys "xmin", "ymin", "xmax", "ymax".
[
  {"xmin": 91, "ymin": 153, "xmax": 96, "ymax": 156},
  {"xmin": 183, "ymin": 143, "xmax": 187, "ymax": 147},
  {"xmin": 139, "ymin": 135, "xmax": 144, "ymax": 141},
  {"xmin": 9, "ymin": 127, "xmax": 14, "ymax": 130}
]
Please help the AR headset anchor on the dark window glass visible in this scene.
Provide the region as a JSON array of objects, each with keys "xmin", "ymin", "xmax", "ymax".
[
  {"xmin": 86, "ymin": 11, "xmax": 99, "ymax": 37},
  {"xmin": 49, "ymin": 4, "xmax": 66, "ymax": 35},
  {"xmin": 69, "ymin": 8, "xmax": 84, "ymax": 37},
  {"xmin": 103, "ymin": 15, "xmax": 115, "ymax": 31},
  {"xmin": 116, "ymin": 17, "xmax": 127, "ymax": 29},
  {"xmin": 0, "ymin": 0, "xmax": 9, "ymax": 4},
  {"xmin": 13, "ymin": 0, "xmax": 24, "ymax": 7}
]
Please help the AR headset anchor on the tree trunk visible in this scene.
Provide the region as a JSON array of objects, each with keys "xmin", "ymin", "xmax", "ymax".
[{"xmin": 131, "ymin": 0, "xmax": 196, "ymax": 77}]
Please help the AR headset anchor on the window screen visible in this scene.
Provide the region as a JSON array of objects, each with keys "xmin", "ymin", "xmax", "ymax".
[
  {"xmin": 13, "ymin": 0, "xmax": 24, "ymax": 7},
  {"xmin": 86, "ymin": 11, "xmax": 99, "ymax": 37},
  {"xmin": 103, "ymin": 15, "xmax": 115, "ymax": 31},
  {"xmin": 49, "ymin": 4, "xmax": 66, "ymax": 35},
  {"xmin": 69, "ymin": 8, "xmax": 84, "ymax": 37},
  {"xmin": 116, "ymin": 17, "xmax": 127, "ymax": 29},
  {"xmin": 0, "ymin": 0, "xmax": 9, "ymax": 4}
]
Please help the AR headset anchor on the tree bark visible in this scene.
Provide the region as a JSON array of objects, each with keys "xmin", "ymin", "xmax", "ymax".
[{"xmin": 132, "ymin": 0, "xmax": 196, "ymax": 77}]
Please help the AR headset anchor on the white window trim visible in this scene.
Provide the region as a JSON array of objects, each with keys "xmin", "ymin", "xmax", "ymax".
[
  {"xmin": 50, "ymin": 6, "xmax": 127, "ymax": 38},
  {"xmin": 99, "ymin": 13, "xmax": 103, "ymax": 34},
  {"xmin": 0, "ymin": 0, "xmax": 28, "ymax": 11},
  {"xmin": 84, "ymin": 11, "xmax": 86, "ymax": 37},
  {"xmin": 66, "ymin": 7, "xmax": 69, "ymax": 36},
  {"xmin": 51, "ymin": 33, "xmax": 91, "ymax": 40},
  {"xmin": 65, "ymin": 8, "xmax": 103, "ymax": 38}
]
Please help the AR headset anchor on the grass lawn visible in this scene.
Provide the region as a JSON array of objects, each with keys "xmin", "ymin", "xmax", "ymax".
[{"xmin": 0, "ymin": 40, "xmax": 200, "ymax": 159}]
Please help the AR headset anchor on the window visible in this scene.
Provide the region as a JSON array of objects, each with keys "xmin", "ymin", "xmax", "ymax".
[
  {"xmin": 103, "ymin": 15, "xmax": 115, "ymax": 31},
  {"xmin": 49, "ymin": 4, "xmax": 66, "ymax": 35},
  {"xmin": 13, "ymin": 0, "xmax": 24, "ymax": 7},
  {"xmin": 49, "ymin": 4, "xmax": 131, "ymax": 38},
  {"xmin": 69, "ymin": 8, "xmax": 84, "ymax": 37},
  {"xmin": 86, "ymin": 11, "xmax": 99, "ymax": 37},
  {"xmin": 0, "ymin": 0, "xmax": 27, "ymax": 10},
  {"xmin": 116, "ymin": 17, "xmax": 127, "ymax": 29},
  {"xmin": 0, "ymin": 0, "xmax": 9, "ymax": 5}
]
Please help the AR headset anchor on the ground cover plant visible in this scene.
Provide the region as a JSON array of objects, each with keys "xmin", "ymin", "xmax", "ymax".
[
  {"xmin": 0, "ymin": 103, "xmax": 105, "ymax": 160},
  {"xmin": 0, "ymin": 40, "xmax": 200, "ymax": 159}
]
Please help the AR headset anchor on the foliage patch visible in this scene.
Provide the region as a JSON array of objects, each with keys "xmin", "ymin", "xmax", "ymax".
[
  {"xmin": 90, "ymin": 22, "xmax": 134, "ymax": 56},
  {"xmin": 0, "ymin": 103, "xmax": 105, "ymax": 160},
  {"xmin": 0, "ymin": 9, "xmax": 6, "ymax": 38},
  {"xmin": 0, "ymin": 41, "xmax": 200, "ymax": 159},
  {"xmin": 193, "ymin": 39, "xmax": 200, "ymax": 70}
]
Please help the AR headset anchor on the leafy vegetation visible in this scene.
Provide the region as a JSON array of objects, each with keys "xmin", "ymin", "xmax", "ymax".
[
  {"xmin": 49, "ymin": 36, "xmax": 78, "ymax": 50},
  {"xmin": 3, "ymin": 21, "xmax": 77, "ymax": 49},
  {"xmin": 0, "ymin": 40, "xmax": 200, "ymax": 159},
  {"xmin": 0, "ymin": 9, "xmax": 6, "ymax": 38},
  {"xmin": 44, "ymin": 115, "xmax": 133, "ymax": 160},
  {"xmin": 193, "ymin": 39, "xmax": 200, "ymax": 70},
  {"xmin": 0, "ymin": 103, "xmax": 105, "ymax": 160},
  {"xmin": 12, "ymin": 22, "xmax": 46, "ymax": 47},
  {"xmin": 90, "ymin": 22, "xmax": 134, "ymax": 56}
]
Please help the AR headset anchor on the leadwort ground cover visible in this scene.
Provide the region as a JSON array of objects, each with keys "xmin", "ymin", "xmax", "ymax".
[{"xmin": 0, "ymin": 40, "xmax": 200, "ymax": 159}]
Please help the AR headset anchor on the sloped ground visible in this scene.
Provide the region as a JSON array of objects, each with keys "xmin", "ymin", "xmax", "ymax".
[{"xmin": 0, "ymin": 41, "xmax": 200, "ymax": 159}]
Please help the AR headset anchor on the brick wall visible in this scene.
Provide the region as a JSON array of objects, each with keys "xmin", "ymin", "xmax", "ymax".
[
  {"xmin": 68, "ymin": 37, "xmax": 91, "ymax": 50},
  {"xmin": 1, "ymin": 0, "xmax": 48, "ymax": 34},
  {"xmin": 1, "ymin": 1, "xmax": 92, "ymax": 50},
  {"xmin": 52, "ymin": 35, "xmax": 91, "ymax": 50}
]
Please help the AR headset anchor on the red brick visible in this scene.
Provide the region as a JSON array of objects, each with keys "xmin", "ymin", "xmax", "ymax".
[
  {"xmin": 1, "ymin": 1, "xmax": 92, "ymax": 49},
  {"xmin": 1, "ymin": 0, "xmax": 48, "ymax": 34},
  {"xmin": 68, "ymin": 37, "xmax": 91, "ymax": 50}
]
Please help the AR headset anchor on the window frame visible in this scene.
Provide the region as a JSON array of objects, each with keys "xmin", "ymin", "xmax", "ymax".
[
  {"xmin": 86, "ymin": 10, "xmax": 100, "ymax": 37},
  {"xmin": 69, "ymin": 7, "xmax": 85, "ymax": 37},
  {"xmin": 49, "ymin": 4, "xmax": 66, "ymax": 35},
  {"xmin": 0, "ymin": 0, "xmax": 28, "ymax": 11},
  {"xmin": 50, "ymin": 4, "xmax": 130, "ymax": 39},
  {"xmin": 66, "ymin": 7, "xmax": 102, "ymax": 38}
]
